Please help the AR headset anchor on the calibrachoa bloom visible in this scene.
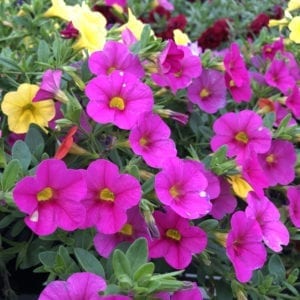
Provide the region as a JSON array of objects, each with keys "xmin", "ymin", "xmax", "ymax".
[
  {"xmin": 1, "ymin": 83, "xmax": 55, "ymax": 134},
  {"xmin": 245, "ymin": 192, "xmax": 289, "ymax": 252},
  {"xmin": 257, "ymin": 139, "xmax": 296, "ymax": 186},
  {"xmin": 129, "ymin": 112, "xmax": 177, "ymax": 168},
  {"xmin": 154, "ymin": 157, "xmax": 211, "ymax": 219},
  {"xmin": 287, "ymin": 186, "xmax": 300, "ymax": 228},
  {"xmin": 88, "ymin": 40, "xmax": 145, "ymax": 78},
  {"xmin": 286, "ymin": 85, "xmax": 300, "ymax": 118},
  {"xmin": 226, "ymin": 211, "xmax": 267, "ymax": 283},
  {"xmin": 85, "ymin": 71, "xmax": 154, "ymax": 130},
  {"xmin": 149, "ymin": 209, "xmax": 207, "ymax": 269},
  {"xmin": 172, "ymin": 283, "xmax": 203, "ymax": 300},
  {"xmin": 80, "ymin": 159, "xmax": 142, "ymax": 234},
  {"xmin": 12, "ymin": 159, "xmax": 87, "ymax": 236},
  {"xmin": 210, "ymin": 110, "xmax": 272, "ymax": 162},
  {"xmin": 94, "ymin": 206, "xmax": 150, "ymax": 258},
  {"xmin": 187, "ymin": 69, "xmax": 226, "ymax": 113}
]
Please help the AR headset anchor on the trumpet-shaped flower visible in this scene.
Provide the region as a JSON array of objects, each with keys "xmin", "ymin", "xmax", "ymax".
[
  {"xmin": 289, "ymin": 16, "xmax": 300, "ymax": 43},
  {"xmin": 286, "ymin": 85, "xmax": 300, "ymax": 118},
  {"xmin": 80, "ymin": 159, "xmax": 142, "ymax": 234},
  {"xmin": 12, "ymin": 159, "xmax": 86, "ymax": 236},
  {"xmin": 154, "ymin": 157, "xmax": 211, "ymax": 219},
  {"xmin": 226, "ymin": 211, "xmax": 267, "ymax": 283},
  {"xmin": 129, "ymin": 112, "xmax": 177, "ymax": 168},
  {"xmin": 287, "ymin": 186, "xmax": 300, "ymax": 228},
  {"xmin": 172, "ymin": 283, "xmax": 203, "ymax": 300},
  {"xmin": 149, "ymin": 209, "xmax": 207, "ymax": 269},
  {"xmin": 44, "ymin": 0, "xmax": 74, "ymax": 20},
  {"xmin": 210, "ymin": 110, "xmax": 272, "ymax": 162},
  {"xmin": 245, "ymin": 192, "xmax": 289, "ymax": 252},
  {"xmin": 85, "ymin": 71, "xmax": 154, "ymax": 130},
  {"xmin": 88, "ymin": 40, "xmax": 144, "ymax": 77},
  {"xmin": 1, "ymin": 83, "xmax": 55, "ymax": 134}
]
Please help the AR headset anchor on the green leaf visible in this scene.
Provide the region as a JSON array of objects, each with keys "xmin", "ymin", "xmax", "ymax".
[
  {"xmin": 133, "ymin": 262, "xmax": 155, "ymax": 282},
  {"xmin": 37, "ymin": 40, "xmax": 51, "ymax": 62},
  {"xmin": 25, "ymin": 125, "xmax": 45, "ymax": 158},
  {"xmin": 263, "ymin": 112, "xmax": 275, "ymax": 130},
  {"xmin": 142, "ymin": 176, "xmax": 154, "ymax": 194},
  {"xmin": 113, "ymin": 249, "xmax": 132, "ymax": 278},
  {"xmin": 0, "ymin": 56, "xmax": 23, "ymax": 72},
  {"xmin": 268, "ymin": 254, "xmax": 285, "ymax": 284},
  {"xmin": 12, "ymin": 140, "xmax": 32, "ymax": 171},
  {"xmin": 39, "ymin": 251, "xmax": 57, "ymax": 269},
  {"xmin": 1, "ymin": 159, "xmax": 22, "ymax": 191},
  {"xmin": 74, "ymin": 248, "xmax": 105, "ymax": 278},
  {"xmin": 126, "ymin": 238, "xmax": 148, "ymax": 273}
]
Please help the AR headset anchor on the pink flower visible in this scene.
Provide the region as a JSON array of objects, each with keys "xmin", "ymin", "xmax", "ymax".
[
  {"xmin": 210, "ymin": 177, "xmax": 237, "ymax": 220},
  {"xmin": 286, "ymin": 85, "xmax": 300, "ymax": 118},
  {"xmin": 172, "ymin": 283, "xmax": 203, "ymax": 300},
  {"xmin": 287, "ymin": 186, "xmax": 300, "ymax": 228},
  {"xmin": 226, "ymin": 211, "xmax": 267, "ymax": 283},
  {"xmin": 88, "ymin": 41, "xmax": 145, "ymax": 78},
  {"xmin": 94, "ymin": 206, "xmax": 150, "ymax": 258},
  {"xmin": 13, "ymin": 159, "xmax": 86, "ymax": 236},
  {"xmin": 245, "ymin": 192, "xmax": 289, "ymax": 252},
  {"xmin": 257, "ymin": 139, "xmax": 296, "ymax": 186},
  {"xmin": 210, "ymin": 110, "xmax": 272, "ymax": 162},
  {"xmin": 158, "ymin": 0, "xmax": 174, "ymax": 11},
  {"xmin": 129, "ymin": 112, "xmax": 177, "ymax": 168},
  {"xmin": 262, "ymin": 38, "xmax": 284, "ymax": 60},
  {"xmin": 85, "ymin": 71, "xmax": 154, "ymax": 130},
  {"xmin": 80, "ymin": 159, "xmax": 142, "ymax": 234},
  {"xmin": 187, "ymin": 69, "xmax": 226, "ymax": 113},
  {"xmin": 154, "ymin": 157, "xmax": 211, "ymax": 219},
  {"xmin": 151, "ymin": 40, "xmax": 202, "ymax": 93},
  {"xmin": 265, "ymin": 59, "xmax": 295, "ymax": 95},
  {"xmin": 149, "ymin": 209, "xmax": 207, "ymax": 269}
]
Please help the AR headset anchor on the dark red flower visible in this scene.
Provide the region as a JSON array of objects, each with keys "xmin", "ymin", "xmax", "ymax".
[
  {"xmin": 270, "ymin": 5, "xmax": 284, "ymax": 20},
  {"xmin": 92, "ymin": 4, "xmax": 124, "ymax": 26},
  {"xmin": 60, "ymin": 22, "xmax": 79, "ymax": 39},
  {"xmin": 148, "ymin": 6, "xmax": 171, "ymax": 23},
  {"xmin": 248, "ymin": 13, "xmax": 270, "ymax": 36},
  {"xmin": 157, "ymin": 14, "xmax": 187, "ymax": 40}
]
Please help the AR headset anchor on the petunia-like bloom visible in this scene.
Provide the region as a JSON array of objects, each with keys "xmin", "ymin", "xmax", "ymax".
[
  {"xmin": 154, "ymin": 157, "xmax": 211, "ymax": 219},
  {"xmin": 149, "ymin": 209, "xmax": 207, "ymax": 269},
  {"xmin": 257, "ymin": 139, "xmax": 296, "ymax": 186},
  {"xmin": 286, "ymin": 85, "xmax": 300, "ymax": 118},
  {"xmin": 129, "ymin": 112, "xmax": 177, "ymax": 168},
  {"xmin": 44, "ymin": 0, "xmax": 73, "ymax": 20},
  {"xmin": 226, "ymin": 211, "xmax": 267, "ymax": 283},
  {"xmin": 172, "ymin": 283, "xmax": 203, "ymax": 300},
  {"xmin": 1, "ymin": 84, "xmax": 55, "ymax": 134},
  {"xmin": 93, "ymin": 206, "xmax": 150, "ymax": 258},
  {"xmin": 88, "ymin": 40, "xmax": 145, "ymax": 78},
  {"xmin": 245, "ymin": 192, "xmax": 289, "ymax": 252},
  {"xmin": 287, "ymin": 186, "xmax": 300, "ymax": 228},
  {"xmin": 210, "ymin": 110, "xmax": 272, "ymax": 162},
  {"xmin": 262, "ymin": 38, "xmax": 284, "ymax": 60},
  {"xmin": 80, "ymin": 159, "xmax": 142, "ymax": 234},
  {"xmin": 288, "ymin": 16, "xmax": 300, "ymax": 43},
  {"xmin": 265, "ymin": 59, "xmax": 295, "ymax": 95},
  {"xmin": 12, "ymin": 159, "xmax": 86, "ymax": 236},
  {"xmin": 33, "ymin": 69, "xmax": 68, "ymax": 103},
  {"xmin": 187, "ymin": 69, "xmax": 226, "ymax": 113},
  {"xmin": 85, "ymin": 71, "xmax": 154, "ymax": 130},
  {"xmin": 151, "ymin": 40, "xmax": 202, "ymax": 93}
]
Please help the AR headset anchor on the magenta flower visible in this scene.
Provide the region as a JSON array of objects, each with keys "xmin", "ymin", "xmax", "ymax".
[
  {"xmin": 85, "ymin": 71, "xmax": 154, "ymax": 130},
  {"xmin": 80, "ymin": 159, "xmax": 141, "ymax": 234},
  {"xmin": 151, "ymin": 40, "xmax": 202, "ymax": 93},
  {"xmin": 262, "ymin": 38, "xmax": 284, "ymax": 60},
  {"xmin": 286, "ymin": 85, "xmax": 300, "ymax": 118},
  {"xmin": 187, "ymin": 69, "xmax": 226, "ymax": 113},
  {"xmin": 33, "ymin": 69, "xmax": 68, "ymax": 103},
  {"xmin": 226, "ymin": 211, "xmax": 267, "ymax": 283},
  {"xmin": 265, "ymin": 59, "xmax": 295, "ymax": 95},
  {"xmin": 94, "ymin": 206, "xmax": 150, "ymax": 258},
  {"xmin": 13, "ymin": 159, "xmax": 86, "ymax": 236},
  {"xmin": 88, "ymin": 41, "xmax": 145, "ymax": 78},
  {"xmin": 154, "ymin": 157, "xmax": 211, "ymax": 219},
  {"xmin": 287, "ymin": 186, "xmax": 300, "ymax": 228},
  {"xmin": 210, "ymin": 110, "xmax": 272, "ymax": 162},
  {"xmin": 273, "ymin": 101, "xmax": 297, "ymax": 127},
  {"xmin": 245, "ymin": 192, "xmax": 289, "ymax": 252},
  {"xmin": 224, "ymin": 43, "xmax": 249, "ymax": 87},
  {"xmin": 129, "ymin": 112, "xmax": 177, "ymax": 168},
  {"xmin": 257, "ymin": 139, "xmax": 296, "ymax": 186},
  {"xmin": 210, "ymin": 177, "xmax": 237, "ymax": 220},
  {"xmin": 149, "ymin": 209, "xmax": 207, "ymax": 269}
]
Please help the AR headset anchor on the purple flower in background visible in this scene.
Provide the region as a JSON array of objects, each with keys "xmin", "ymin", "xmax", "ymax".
[{"xmin": 187, "ymin": 69, "xmax": 226, "ymax": 113}]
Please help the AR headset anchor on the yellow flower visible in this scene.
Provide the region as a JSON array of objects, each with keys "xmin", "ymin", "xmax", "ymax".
[
  {"xmin": 287, "ymin": 0, "xmax": 300, "ymax": 11},
  {"xmin": 227, "ymin": 175, "xmax": 253, "ymax": 199},
  {"xmin": 1, "ymin": 84, "xmax": 55, "ymax": 134},
  {"xmin": 289, "ymin": 16, "xmax": 300, "ymax": 43},
  {"xmin": 173, "ymin": 29, "xmax": 190, "ymax": 45},
  {"xmin": 44, "ymin": 0, "xmax": 74, "ymax": 20},
  {"xmin": 268, "ymin": 18, "xmax": 289, "ymax": 28}
]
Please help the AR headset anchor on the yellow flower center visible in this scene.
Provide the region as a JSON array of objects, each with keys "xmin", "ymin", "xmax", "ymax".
[
  {"xmin": 99, "ymin": 188, "xmax": 115, "ymax": 202},
  {"xmin": 266, "ymin": 154, "xmax": 276, "ymax": 164},
  {"xmin": 235, "ymin": 131, "xmax": 248, "ymax": 144},
  {"xmin": 139, "ymin": 137, "xmax": 148, "ymax": 147},
  {"xmin": 229, "ymin": 79, "xmax": 235, "ymax": 87},
  {"xmin": 107, "ymin": 66, "xmax": 116, "ymax": 75},
  {"xmin": 200, "ymin": 88, "xmax": 210, "ymax": 98},
  {"xmin": 109, "ymin": 96, "xmax": 125, "ymax": 110},
  {"xmin": 120, "ymin": 223, "xmax": 133, "ymax": 236},
  {"xmin": 166, "ymin": 229, "xmax": 181, "ymax": 241},
  {"xmin": 37, "ymin": 187, "xmax": 53, "ymax": 202},
  {"xmin": 169, "ymin": 185, "xmax": 180, "ymax": 198}
]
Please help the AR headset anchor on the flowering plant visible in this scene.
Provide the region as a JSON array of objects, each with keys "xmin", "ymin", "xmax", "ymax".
[{"xmin": 1, "ymin": 0, "xmax": 300, "ymax": 299}]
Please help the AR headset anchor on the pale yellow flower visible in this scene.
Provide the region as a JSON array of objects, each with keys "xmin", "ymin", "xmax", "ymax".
[
  {"xmin": 287, "ymin": 0, "xmax": 300, "ymax": 11},
  {"xmin": 227, "ymin": 175, "xmax": 253, "ymax": 199},
  {"xmin": 289, "ymin": 16, "xmax": 300, "ymax": 43},
  {"xmin": 44, "ymin": 0, "xmax": 74, "ymax": 20},
  {"xmin": 1, "ymin": 84, "xmax": 55, "ymax": 134},
  {"xmin": 173, "ymin": 29, "xmax": 190, "ymax": 45}
]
